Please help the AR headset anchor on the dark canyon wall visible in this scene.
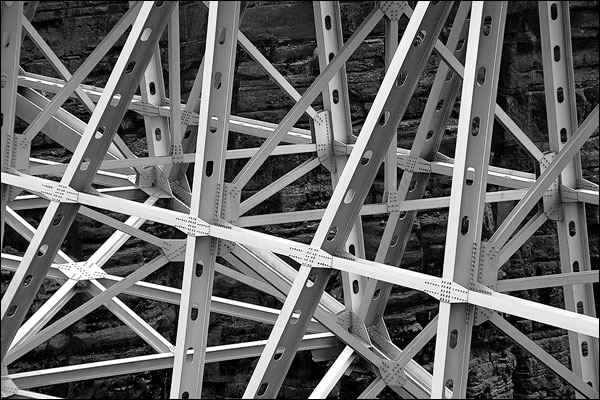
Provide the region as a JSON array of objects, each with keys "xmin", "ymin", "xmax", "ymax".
[{"xmin": 2, "ymin": 1, "xmax": 598, "ymax": 398}]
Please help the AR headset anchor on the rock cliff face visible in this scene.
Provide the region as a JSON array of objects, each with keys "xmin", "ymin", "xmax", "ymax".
[{"xmin": 3, "ymin": 1, "xmax": 598, "ymax": 398}]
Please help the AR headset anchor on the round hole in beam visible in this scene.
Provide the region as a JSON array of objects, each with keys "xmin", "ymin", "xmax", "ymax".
[
  {"xmin": 306, "ymin": 272, "xmax": 318, "ymax": 288},
  {"xmin": 471, "ymin": 117, "xmax": 480, "ymax": 137},
  {"xmin": 290, "ymin": 310, "xmax": 301, "ymax": 324},
  {"xmin": 149, "ymin": 82, "xmax": 156, "ymax": 95},
  {"xmin": 257, "ymin": 383, "xmax": 269, "ymax": 397},
  {"xmin": 2, "ymin": 31, "xmax": 10, "ymax": 48},
  {"xmin": 378, "ymin": 111, "xmax": 389, "ymax": 126},
  {"xmin": 155, "ymin": 128, "xmax": 162, "ymax": 141},
  {"xmin": 196, "ymin": 261, "xmax": 204, "ymax": 277},
  {"xmin": 80, "ymin": 158, "xmax": 91, "ymax": 171},
  {"xmin": 332, "ymin": 89, "xmax": 339, "ymax": 104},
  {"xmin": 213, "ymin": 71, "xmax": 222, "ymax": 90},
  {"xmin": 568, "ymin": 220, "xmax": 576, "ymax": 236},
  {"xmin": 218, "ymin": 26, "xmax": 226, "ymax": 45},
  {"xmin": 482, "ymin": 16, "xmax": 493, "ymax": 36},
  {"xmin": 274, "ymin": 347, "xmax": 285, "ymax": 360},
  {"xmin": 373, "ymin": 288, "xmax": 381, "ymax": 300},
  {"xmin": 581, "ymin": 341, "xmax": 589, "ymax": 357},
  {"xmin": 23, "ymin": 275, "xmax": 34, "ymax": 287},
  {"xmin": 325, "ymin": 15, "xmax": 332, "ymax": 30},
  {"xmin": 95, "ymin": 126, "xmax": 106, "ymax": 139},
  {"xmin": 553, "ymin": 45, "xmax": 561, "ymax": 62},
  {"xmin": 572, "ymin": 260, "xmax": 579, "ymax": 272},
  {"xmin": 344, "ymin": 188, "xmax": 355, "ymax": 204},
  {"xmin": 182, "ymin": 392, "xmax": 189, "ymax": 400},
  {"xmin": 408, "ymin": 180, "xmax": 417, "ymax": 192},
  {"xmin": 140, "ymin": 27, "xmax": 152, "ymax": 42},
  {"xmin": 436, "ymin": 99, "xmax": 445, "ymax": 112},
  {"xmin": 396, "ymin": 71, "xmax": 408, "ymax": 87},
  {"xmin": 413, "ymin": 29, "xmax": 426, "ymax": 47},
  {"xmin": 446, "ymin": 70, "xmax": 454, "ymax": 82},
  {"xmin": 52, "ymin": 214, "xmax": 64, "ymax": 226},
  {"xmin": 461, "ymin": 216, "xmax": 470, "ymax": 235},
  {"xmin": 477, "ymin": 66, "xmax": 486, "ymax": 86},
  {"xmin": 186, "ymin": 347, "xmax": 194, "ymax": 364},
  {"xmin": 456, "ymin": 39, "xmax": 465, "ymax": 51},
  {"xmin": 190, "ymin": 306, "xmax": 198, "ymax": 321},
  {"xmin": 329, "ymin": 52, "xmax": 335, "ymax": 62},
  {"xmin": 426, "ymin": 129, "xmax": 435, "ymax": 141},
  {"xmin": 7, "ymin": 305, "xmax": 18, "ymax": 317},
  {"xmin": 560, "ymin": 128, "xmax": 568, "ymax": 143},
  {"xmin": 352, "ymin": 280, "xmax": 359, "ymax": 294},
  {"xmin": 557, "ymin": 87, "xmax": 564, "ymax": 103},
  {"xmin": 326, "ymin": 226, "xmax": 337, "ymax": 241},
  {"xmin": 184, "ymin": 130, "xmax": 192, "ymax": 139},
  {"xmin": 449, "ymin": 329, "xmax": 459, "ymax": 349},
  {"xmin": 348, "ymin": 244, "xmax": 356, "ymax": 255},
  {"xmin": 361, "ymin": 150, "xmax": 373, "ymax": 166},
  {"xmin": 550, "ymin": 3, "xmax": 558, "ymax": 20},
  {"xmin": 445, "ymin": 379, "xmax": 454, "ymax": 398},
  {"xmin": 125, "ymin": 61, "xmax": 136, "ymax": 74},
  {"xmin": 205, "ymin": 161, "xmax": 214, "ymax": 177},
  {"xmin": 576, "ymin": 301, "xmax": 584, "ymax": 314}
]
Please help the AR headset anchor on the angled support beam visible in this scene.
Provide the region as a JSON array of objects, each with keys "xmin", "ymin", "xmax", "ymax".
[
  {"xmin": 431, "ymin": 3, "xmax": 507, "ymax": 397},
  {"xmin": 1, "ymin": 1, "xmax": 176, "ymax": 361},
  {"xmin": 243, "ymin": 3, "xmax": 454, "ymax": 397}
]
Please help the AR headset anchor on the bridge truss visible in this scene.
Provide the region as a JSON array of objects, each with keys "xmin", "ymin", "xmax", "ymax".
[{"xmin": 1, "ymin": 1, "xmax": 598, "ymax": 398}]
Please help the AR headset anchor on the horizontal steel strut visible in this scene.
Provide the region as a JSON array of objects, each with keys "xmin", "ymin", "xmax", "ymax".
[{"xmin": 1, "ymin": 1, "xmax": 598, "ymax": 399}]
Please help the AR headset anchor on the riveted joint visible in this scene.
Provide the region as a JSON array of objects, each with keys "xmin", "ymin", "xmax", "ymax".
[
  {"xmin": 424, "ymin": 279, "xmax": 469, "ymax": 303},
  {"xmin": 379, "ymin": 1, "xmax": 408, "ymax": 21},
  {"xmin": 396, "ymin": 154, "xmax": 431, "ymax": 174},
  {"xmin": 560, "ymin": 185, "xmax": 579, "ymax": 203},
  {"xmin": 56, "ymin": 261, "xmax": 106, "ymax": 281},
  {"xmin": 314, "ymin": 111, "xmax": 336, "ymax": 173},
  {"xmin": 162, "ymin": 239, "xmax": 187, "ymax": 262},
  {"xmin": 540, "ymin": 152, "xmax": 562, "ymax": 221},
  {"xmin": 174, "ymin": 215, "xmax": 210, "ymax": 237},
  {"xmin": 288, "ymin": 245, "xmax": 333, "ymax": 269},
  {"xmin": 218, "ymin": 184, "xmax": 240, "ymax": 256},
  {"xmin": 379, "ymin": 359, "xmax": 408, "ymax": 387},
  {"xmin": 40, "ymin": 182, "xmax": 78, "ymax": 203},
  {"xmin": 1, "ymin": 376, "xmax": 19, "ymax": 398}
]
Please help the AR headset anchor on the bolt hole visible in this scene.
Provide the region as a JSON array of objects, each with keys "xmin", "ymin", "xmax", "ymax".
[
  {"xmin": 466, "ymin": 166, "xmax": 475, "ymax": 186},
  {"xmin": 80, "ymin": 158, "xmax": 91, "ymax": 171},
  {"xmin": 7, "ymin": 305, "xmax": 18, "ymax": 317},
  {"xmin": 449, "ymin": 329, "xmax": 458, "ymax": 349},
  {"xmin": 461, "ymin": 216, "xmax": 470, "ymax": 235},
  {"xmin": 408, "ymin": 180, "xmax": 417, "ymax": 192},
  {"xmin": 274, "ymin": 347, "xmax": 285, "ymax": 360},
  {"xmin": 557, "ymin": 87, "xmax": 564, "ymax": 103},
  {"xmin": 361, "ymin": 150, "xmax": 373, "ymax": 166},
  {"xmin": 560, "ymin": 128, "xmax": 567, "ymax": 143},
  {"xmin": 553, "ymin": 45, "xmax": 561, "ymax": 62},
  {"xmin": 414, "ymin": 29, "xmax": 426, "ymax": 46},
  {"xmin": 482, "ymin": 16, "xmax": 492, "ymax": 36},
  {"xmin": 581, "ymin": 341, "xmax": 589, "ymax": 357},
  {"xmin": 218, "ymin": 26, "xmax": 226, "ymax": 45},
  {"xmin": 257, "ymin": 382, "xmax": 269, "ymax": 397},
  {"xmin": 471, "ymin": 117, "xmax": 480, "ymax": 137},
  {"xmin": 348, "ymin": 244, "xmax": 356, "ymax": 255},
  {"xmin": 378, "ymin": 111, "xmax": 389, "ymax": 126},
  {"xmin": 332, "ymin": 89, "xmax": 339, "ymax": 104},
  {"xmin": 326, "ymin": 226, "xmax": 337, "ymax": 241},
  {"xmin": 344, "ymin": 189, "xmax": 355, "ymax": 204},
  {"xmin": 290, "ymin": 310, "xmax": 301, "ymax": 324},
  {"xmin": 95, "ymin": 126, "xmax": 106, "ymax": 139},
  {"xmin": 125, "ymin": 61, "xmax": 136, "ymax": 74},
  {"xmin": 52, "ymin": 214, "xmax": 64, "ymax": 226},
  {"xmin": 141, "ymin": 27, "xmax": 152, "ymax": 41},
  {"xmin": 396, "ymin": 72, "xmax": 408, "ymax": 87},
  {"xmin": 214, "ymin": 71, "xmax": 222, "ymax": 90},
  {"xmin": 352, "ymin": 280, "xmax": 359, "ymax": 294},
  {"xmin": 550, "ymin": 3, "xmax": 558, "ymax": 20},
  {"xmin": 23, "ymin": 275, "xmax": 33, "ymax": 287},
  {"xmin": 569, "ymin": 221, "xmax": 576, "ymax": 236},
  {"xmin": 477, "ymin": 66, "xmax": 486, "ymax": 86}
]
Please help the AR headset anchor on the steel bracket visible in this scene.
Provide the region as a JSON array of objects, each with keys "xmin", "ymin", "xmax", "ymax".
[
  {"xmin": 172, "ymin": 143, "xmax": 185, "ymax": 163},
  {"xmin": 55, "ymin": 261, "xmax": 106, "ymax": 281},
  {"xmin": 474, "ymin": 242, "xmax": 499, "ymax": 325},
  {"xmin": 314, "ymin": 111, "xmax": 336, "ymax": 173},
  {"xmin": 379, "ymin": 359, "xmax": 408, "ymax": 387},
  {"xmin": 396, "ymin": 154, "xmax": 431, "ymax": 174},
  {"xmin": 7, "ymin": 135, "xmax": 30, "ymax": 201},
  {"xmin": 1, "ymin": 376, "xmax": 18, "ymax": 398},
  {"xmin": 540, "ymin": 152, "xmax": 563, "ymax": 221},
  {"xmin": 131, "ymin": 100, "xmax": 159, "ymax": 117},
  {"xmin": 332, "ymin": 139, "xmax": 348, "ymax": 156},
  {"xmin": 559, "ymin": 184, "xmax": 579, "ymax": 203},
  {"xmin": 577, "ymin": 178, "xmax": 598, "ymax": 191},
  {"xmin": 387, "ymin": 190, "xmax": 401, "ymax": 213},
  {"xmin": 379, "ymin": 1, "xmax": 408, "ymax": 21},
  {"xmin": 162, "ymin": 239, "xmax": 187, "ymax": 262},
  {"xmin": 218, "ymin": 183, "xmax": 240, "ymax": 256},
  {"xmin": 424, "ymin": 279, "xmax": 469, "ymax": 303}
]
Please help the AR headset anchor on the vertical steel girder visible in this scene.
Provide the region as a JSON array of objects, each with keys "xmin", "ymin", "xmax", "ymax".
[
  {"xmin": 1, "ymin": 1, "xmax": 598, "ymax": 399},
  {"xmin": 170, "ymin": 2, "xmax": 240, "ymax": 398},
  {"xmin": 538, "ymin": 1, "xmax": 599, "ymax": 392},
  {"xmin": 431, "ymin": 3, "xmax": 507, "ymax": 397}
]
